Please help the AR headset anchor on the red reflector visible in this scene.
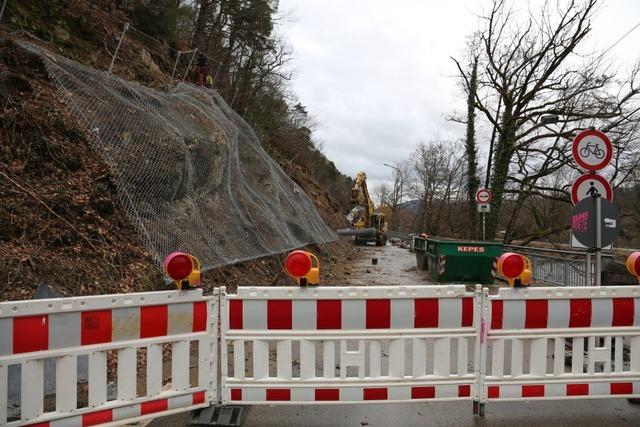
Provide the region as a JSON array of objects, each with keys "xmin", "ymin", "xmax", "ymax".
[
  {"xmin": 284, "ymin": 251, "xmax": 312, "ymax": 277},
  {"xmin": 164, "ymin": 252, "xmax": 193, "ymax": 280},
  {"xmin": 500, "ymin": 253, "xmax": 525, "ymax": 278}
]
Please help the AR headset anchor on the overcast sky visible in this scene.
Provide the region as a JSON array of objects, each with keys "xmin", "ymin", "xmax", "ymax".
[{"xmin": 278, "ymin": 0, "xmax": 640, "ymax": 189}]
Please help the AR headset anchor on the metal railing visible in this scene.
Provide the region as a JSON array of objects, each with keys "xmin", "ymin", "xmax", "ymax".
[{"xmin": 503, "ymin": 244, "xmax": 615, "ymax": 287}]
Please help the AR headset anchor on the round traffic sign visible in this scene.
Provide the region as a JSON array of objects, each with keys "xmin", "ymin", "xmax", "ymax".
[
  {"xmin": 476, "ymin": 188, "xmax": 492, "ymax": 204},
  {"xmin": 572, "ymin": 129, "xmax": 613, "ymax": 171},
  {"xmin": 570, "ymin": 197, "xmax": 620, "ymax": 248},
  {"xmin": 570, "ymin": 173, "xmax": 613, "ymax": 205}
]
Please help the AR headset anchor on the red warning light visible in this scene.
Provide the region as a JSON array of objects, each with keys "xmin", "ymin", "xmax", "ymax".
[
  {"xmin": 164, "ymin": 252, "xmax": 194, "ymax": 280},
  {"xmin": 498, "ymin": 253, "xmax": 525, "ymax": 279},
  {"xmin": 626, "ymin": 252, "xmax": 640, "ymax": 279},
  {"xmin": 285, "ymin": 250, "xmax": 313, "ymax": 278}
]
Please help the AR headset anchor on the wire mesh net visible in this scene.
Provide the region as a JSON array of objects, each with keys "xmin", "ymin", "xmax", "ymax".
[{"xmin": 21, "ymin": 41, "xmax": 336, "ymax": 271}]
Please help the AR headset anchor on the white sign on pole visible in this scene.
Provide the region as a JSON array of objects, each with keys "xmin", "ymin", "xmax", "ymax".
[
  {"xmin": 476, "ymin": 188, "xmax": 492, "ymax": 205},
  {"xmin": 477, "ymin": 204, "xmax": 490, "ymax": 213},
  {"xmin": 570, "ymin": 172, "xmax": 613, "ymax": 205},
  {"xmin": 572, "ymin": 129, "xmax": 613, "ymax": 171}
]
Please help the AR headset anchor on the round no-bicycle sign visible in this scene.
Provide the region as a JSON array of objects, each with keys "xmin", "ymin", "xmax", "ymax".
[
  {"xmin": 572, "ymin": 129, "xmax": 613, "ymax": 171},
  {"xmin": 476, "ymin": 188, "xmax": 492, "ymax": 204}
]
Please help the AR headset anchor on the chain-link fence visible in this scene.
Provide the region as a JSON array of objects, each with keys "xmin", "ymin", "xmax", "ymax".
[{"xmin": 20, "ymin": 41, "xmax": 336, "ymax": 271}]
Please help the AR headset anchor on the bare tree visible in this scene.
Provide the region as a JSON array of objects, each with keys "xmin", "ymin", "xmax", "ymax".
[{"xmin": 453, "ymin": 0, "xmax": 640, "ymax": 240}]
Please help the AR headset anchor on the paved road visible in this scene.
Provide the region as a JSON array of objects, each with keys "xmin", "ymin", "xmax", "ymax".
[
  {"xmin": 150, "ymin": 398, "xmax": 640, "ymax": 426},
  {"xmin": 148, "ymin": 244, "xmax": 640, "ymax": 427}
]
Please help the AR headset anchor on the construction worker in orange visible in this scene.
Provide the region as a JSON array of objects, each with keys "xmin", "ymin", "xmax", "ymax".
[{"xmin": 194, "ymin": 53, "xmax": 208, "ymax": 86}]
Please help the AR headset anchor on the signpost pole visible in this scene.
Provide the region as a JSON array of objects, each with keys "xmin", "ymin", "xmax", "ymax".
[
  {"xmin": 595, "ymin": 195, "xmax": 602, "ymax": 287},
  {"xmin": 482, "ymin": 212, "xmax": 486, "ymax": 241},
  {"xmin": 586, "ymin": 252, "xmax": 591, "ymax": 286}
]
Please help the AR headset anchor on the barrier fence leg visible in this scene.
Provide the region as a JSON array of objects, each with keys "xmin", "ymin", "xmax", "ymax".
[{"xmin": 473, "ymin": 285, "xmax": 488, "ymax": 417}]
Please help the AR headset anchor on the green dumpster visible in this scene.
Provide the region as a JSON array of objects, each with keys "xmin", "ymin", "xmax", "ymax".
[{"xmin": 415, "ymin": 237, "xmax": 503, "ymax": 284}]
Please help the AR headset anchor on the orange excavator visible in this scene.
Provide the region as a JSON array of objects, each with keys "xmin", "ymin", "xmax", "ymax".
[{"xmin": 337, "ymin": 171, "xmax": 387, "ymax": 246}]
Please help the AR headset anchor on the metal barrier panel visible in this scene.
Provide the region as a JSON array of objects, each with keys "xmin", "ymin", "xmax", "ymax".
[
  {"xmin": 482, "ymin": 286, "xmax": 640, "ymax": 403},
  {"xmin": 0, "ymin": 289, "xmax": 217, "ymax": 427},
  {"xmin": 221, "ymin": 285, "xmax": 479, "ymax": 404}
]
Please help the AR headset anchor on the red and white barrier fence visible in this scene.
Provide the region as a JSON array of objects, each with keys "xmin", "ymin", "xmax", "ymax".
[
  {"xmin": 1, "ymin": 284, "xmax": 639, "ymax": 425},
  {"xmin": 480, "ymin": 286, "xmax": 640, "ymax": 409},
  {"xmin": 0, "ymin": 289, "xmax": 217, "ymax": 427},
  {"xmin": 220, "ymin": 285, "xmax": 478, "ymax": 405}
]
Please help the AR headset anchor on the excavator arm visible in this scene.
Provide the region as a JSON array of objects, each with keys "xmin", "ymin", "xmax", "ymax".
[{"xmin": 338, "ymin": 171, "xmax": 387, "ymax": 246}]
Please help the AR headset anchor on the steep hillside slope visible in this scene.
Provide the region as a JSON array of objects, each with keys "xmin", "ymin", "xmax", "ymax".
[{"xmin": 0, "ymin": 2, "xmax": 354, "ymax": 299}]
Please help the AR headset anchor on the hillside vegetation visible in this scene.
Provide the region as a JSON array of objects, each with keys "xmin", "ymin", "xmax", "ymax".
[{"xmin": 0, "ymin": 0, "xmax": 354, "ymax": 299}]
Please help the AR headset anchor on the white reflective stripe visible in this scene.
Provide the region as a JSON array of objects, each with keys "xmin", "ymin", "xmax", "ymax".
[
  {"xmin": 322, "ymin": 341, "xmax": 336, "ymax": 378},
  {"xmin": 340, "ymin": 387, "xmax": 361, "ymax": 401},
  {"xmin": 529, "ymin": 338, "xmax": 547, "ymax": 376},
  {"xmin": 491, "ymin": 339, "xmax": 504, "ymax": 377},
  {"xmin": 511, "ymin": 339, "xmax": 523, "ymax": 377},
  {"xmin": 502, "ymin": 300, "xmax": 525, "ymax": 329},
  {"xmin": 243, "ymin": 387, "xmax": 265, "ymax": 401},
  {"xmin": 0, "ymin": 318, "xmax": 11, "ymax": 355},
  {"xmin": 168, "ymin": 303, "xmax": 194, "ymax": 335},
  {"xmin": 233, "ymin": 340, "xmax": 245, "ymax": 380},
  {"xmin": 243, "ymin": 300, "xmax": 266, "ymax": 330},
  {"xmin": 172, "ymin": 340, "xmax": 190, "ymax": 391},
  {"xmin": 438, "ymin": 299, "xmax": 461, "ymax": 328},
  {"xmin": 112, "ymin": 307, "xmax": 140, "ymax": 341},
  {"xmin": 391, "ymin": 299, "xmax": 413, "ymax": 329},
  {"xmin": 113, "ymin": 402, "xmax": 141, "ymax": 421},
  {"xmin": 22, "ymin": 359, "xmax": 44, "ymax": 421},
  {"xmin": 369, "ymin": 341, "xmax": 381, "ymax": 377},
  {"xmin": 388, "ymin": 339, "xmax": 405, "ymax": 378},
  {"xmin": 56, "ymin": 355, "xmax": 77, "ymax": 412},
  {"xmin": 412, "ymin": 338, "xmax": 426, "ymax": 377},
  {"xmin": 591, "ymin": 298, "xmax": 612, "ymax": 327},
  {"xmin": 500, "ymin": 384, "xmax": 520, "ymax": 398},
  {"xmin": 118, "ymin": 347, "xmax": 137, "ymax": 400},
  {"xmin": 545, "ymin": 383, "xmax": 564, "ymax": 397},
  {"xmin": 291, "ymin": 387, "xmax": 314, "ymax": 401},
  {"xmin": 433, "ymin": 337, "xmax": 450, "ymax": 376},
  {"xmin": 635, "ymin": 298, "xmax": 640, "ymax": 326},
  {"xmin": 299, "ymin": 340, "xmax": 315, "ymax": 380},
  {"xmin": 168, "ymin": 393, "xmax": 192, "ymax": 409},
  {"xmin": 277, "ymin": 340, "xmax": 292, "ymax": 380},
  {"xmin": 147, "ymin": 344, "xmax": 163, "ymax": 395},
  {"xmin": 88, "ymin": 351, "xmax": 107, "ymax": 407},
  {"xmin": 0, "ymin": 364, "xmax": 6, "ymax": 425},
  {"xmin": 292, "ymin": 300, "xmax": 315, "ymax": 330},
  {"xmin": 49, "ymin": 312, "xmax": 81, "ymax": 350},
  {"xmin": 547, "ymin": 299, "xmax": 569, "ymax": 329},
  {"xmin": 435, "ymin": 384, "xmax": 458, "ymax": 398},
  {"xmin": 388, "ymin": 386, "xmax": 410, "ymax": 400},
  {"xmin": 253, "ymin": 340, "xmax": 269, "ymax": 380},
  {"xmin": 589, "ymin": 382, "xmax": 609, "ymax": 396},
  {"xmin": 342, "ymin": 300, "xmax": 365, "ymax": 330},
  {"xmin": 634, "ymin": 381, "xmax": 640, "ymax": 395},
  {"xmin": 457, "ymin": 337, "xmax": 469, "ymax": 375},
  {"xmin": 51, "ymin": 415, "xmax": 82, "ymax": 427}
]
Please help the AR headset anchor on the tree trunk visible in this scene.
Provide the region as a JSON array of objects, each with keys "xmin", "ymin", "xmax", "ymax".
[
  {"xmin": 486, "ymin": 106, "xmax": 516, "ymax": 240},
  {"xmin": 192, "ymin": 0, "xmax": 213, "ymax": 51},
  {"xmin": 464, "ymin": 58, "xmax": 479, "ymax": 239}
]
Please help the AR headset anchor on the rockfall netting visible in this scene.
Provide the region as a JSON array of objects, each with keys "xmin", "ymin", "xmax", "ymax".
[{"xmin": 21, "ymin": 42, "xmax": 336, "ymax": 271}]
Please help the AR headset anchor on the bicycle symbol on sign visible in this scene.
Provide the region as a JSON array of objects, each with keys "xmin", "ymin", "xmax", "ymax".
[{"xmin": 580, "ymin": 142, "xmax": 605, "ymax": 160}]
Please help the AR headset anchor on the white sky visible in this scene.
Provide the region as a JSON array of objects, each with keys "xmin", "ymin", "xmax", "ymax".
[{"xmin": 278, "ymin": 0, "xmax": 640, "ymax": 189}]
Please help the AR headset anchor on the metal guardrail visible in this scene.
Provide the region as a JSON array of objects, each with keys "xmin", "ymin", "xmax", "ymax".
[{"xmin": 503, "ymin": 244, "xmax": 615, "ymax": 287}]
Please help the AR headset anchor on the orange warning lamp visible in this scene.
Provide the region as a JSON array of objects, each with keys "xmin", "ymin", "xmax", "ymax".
[
  {"xmin": 626, "ymin": 252, "xmax": 640, "ymax": 283},
  {"xmin": 284, "ymin": 250, "xmax": 320, "ymax": 286},
  {"xmin": 497, "ymin": 252, "xmax": 532, "ymax": 287},
  {"xmin": 164, "ymin": 252, "xmax": 201, "ymax": 290}
]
